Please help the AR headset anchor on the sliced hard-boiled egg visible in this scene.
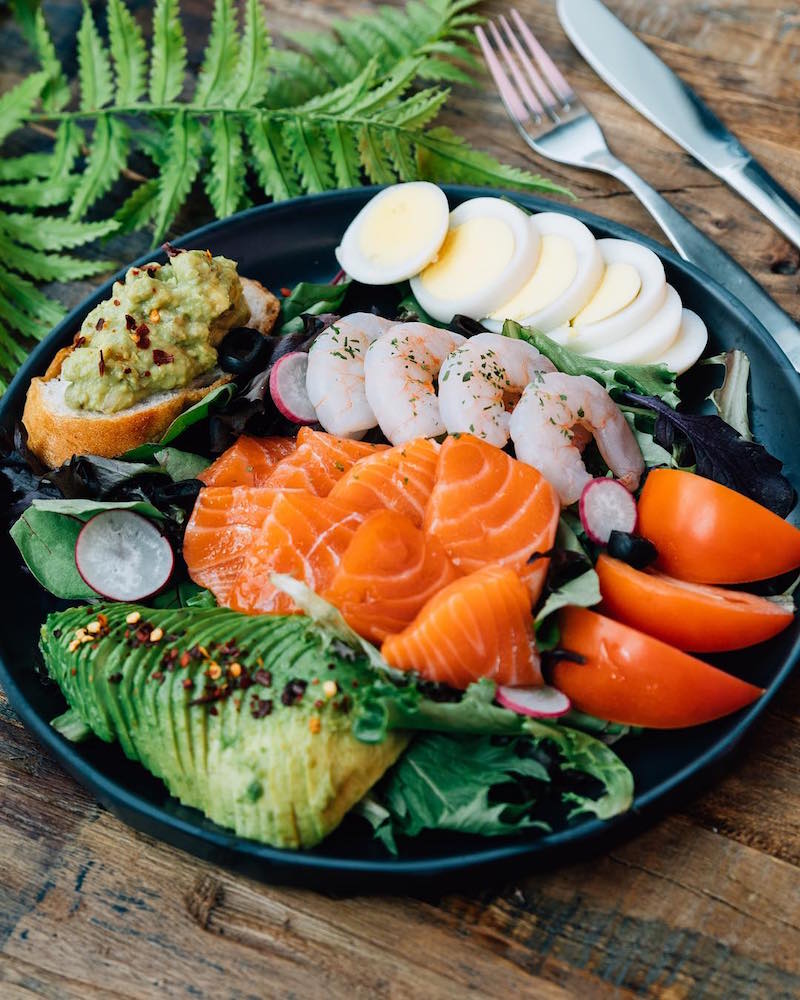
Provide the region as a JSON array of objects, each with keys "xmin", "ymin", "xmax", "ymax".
[
  {"xmin": 652, "ymin": 309, "xmax": 708, "ymax": 374},
  {"xmin": 410, "ymin": 198, "xmax": 539, "ymax": 322},
  {"xmin": 335, "ymin": 182, "xmax": 449, "ymax": 285},
  {"xmin": 566, "ymin": 239, "xmax": 667, "ymax": 353},
  {"xmin": 483, "ymin": 212, "xmax": 603, "ymax": 333},
  {"xmin": 584, "ymin": 284, "xmax": 683, "ymax": 364}
]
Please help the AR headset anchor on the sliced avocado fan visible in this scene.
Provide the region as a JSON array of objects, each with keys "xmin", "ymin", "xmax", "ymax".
[{"xmin": 40, "ymin": 604, "xmax": 408, "ymax": 849}]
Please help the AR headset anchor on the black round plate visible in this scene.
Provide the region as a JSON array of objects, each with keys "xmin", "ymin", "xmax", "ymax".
[{"xmin": 2, "ymin": 187, "xmax": 799, "ymax": 891}]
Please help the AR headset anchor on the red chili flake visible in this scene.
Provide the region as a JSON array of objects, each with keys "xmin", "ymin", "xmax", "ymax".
[
  {"xmin": 125, "ymin": 314, "xmax": 136, "ymax": 330},
  {"xmin": 280, "ymin": 679, "xmax": 307, "ymax": 706},
  {"xmin": 351, "ymin": 680, "xmax": 359, "ymax": 689},
  {"xmin": 253, "ymin": 668, "xmax": 272, "ymax": 688},
  {"xmin": 73, "ymin": 334, "xmax": 86, "ymax": 348},
  {"xmin": 209, "ymin": 706, "xmax": 218, "ymax": 716},
  {"xmin": 314, "ymin": 699, "xmax": 324, "ymax": 710},
  {"xmin": 182, "ymin": 678, "xmax": 194, "ymax": 689},
  {"xmin": 98, "ymin": 350, "xmax": 105, "ymax": 376},
  {"xmin": 132, "ymin": 269, "xmax": 139, "ymax": 275},
  {"xmin": 143, "ymin": 370, "xmax": 151, "ymax": 378},
  {"xmin": 123, "ymin": 367, "xmax": 132, "ymax": 375},
  {"xmin": 133, "ymin": 324, "xmax": 150, "ymax": 348},
  {"xmin": 163, "ymin": 242, "xmax": 184, "ymax": 258},
  {"xmin": 95, "ymin": 317, "xmax": 105, "ymax": 330},
  {"xmin": 70, "ymin": 667, "xmax": 77, "ymax": 676},
  {"xmin": 113, "ymin": 299, "xmax": 120, "ymax": 306},
  {"xmin": 152, "ymin": 349, "xmax": 174, "ymax": 366},
  {"xmin": 250, "ymin": 697, "xmax": 273, "ymax": 719},
  {"xmin": 179, "ymin": 651, "xmax": 191, "ymax": 668},
  {"xmin": 147, "ymin": 266, "xmax": 160, "ymax": 277},
  {"xmin": 151, "ymin": 670, "xmax": 165, "ymax": 684},
  {"xmin": 280, "ymin": 286, "xmax": 292, "ymax": 297}
]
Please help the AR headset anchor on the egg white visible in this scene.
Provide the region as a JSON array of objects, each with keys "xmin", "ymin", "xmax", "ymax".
[
  {"xmin": 567, "ymin": 239, "xmax": 667, "ymax": 352},
  {"xmin": 410, "ymin": 198, "xmax": 540, "ymax": 323},
  {"xmin": 583, "ymin": 284, "xmax": 683, "ymax": 364},
  {"xmin": 335, "ymin": 182, "xmax": 449, "ymax": 285},
  {"xmin": 483, "ymin": 212, "xmax": 603, "ymax": 333},
  {"xmin": 652, "ymin": 309, "xmax": 708, "ymax": 374}
]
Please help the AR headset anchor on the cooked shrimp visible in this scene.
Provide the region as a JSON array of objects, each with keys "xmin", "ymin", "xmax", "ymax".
[
  {"xmin": 509, "ymin": 371, "xmax": 644, "ymax": 505},
  {"xmin": 305, "ymin": 313, "xmax": 394, "ymax": 438},
  {"xmin": 364, "ymin": 323, "xmax": 465, "ymax": 444},
  {"xmin": 438, "ymin": 332, "xmax": 556, "ymax": 446}
]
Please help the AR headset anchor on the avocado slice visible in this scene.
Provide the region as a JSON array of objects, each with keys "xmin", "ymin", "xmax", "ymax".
[{"xmin": 40, "ymin": 604, "xmax": 408, "ymax": 849}]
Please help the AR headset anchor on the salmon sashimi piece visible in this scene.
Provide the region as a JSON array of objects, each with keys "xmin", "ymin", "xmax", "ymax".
[
  {"xmin": 228, "ymin": 490, "xmax": 365, "ymax": 614},
  {"xmin": 265, "ymin": 426, "xmax": 387, "ymax": 496},
  {"xmin": 200, "ymin": 436, "xmax": 296, "ymax": 487},
  {"xmin": 424, "ymin": 434, "xmax": 560, "ymax": 599},
  {"xmin": 328, "ymin": 437, "xmax": 440, "ymax": 527},
  {"xmin": 183, "ymin": 487, "xmax": 279, "ymax": 604},
  {"xmin": 381, "ymin": 564, "xmax": 542, "ymax": 689},
  {"xmin": 324, "ymin": 509, "xmax": 461, "ymax": 643}
]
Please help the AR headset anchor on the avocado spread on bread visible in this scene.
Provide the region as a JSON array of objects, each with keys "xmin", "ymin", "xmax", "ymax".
[
  {"xmin": 40, "ymin": 603, "xmax": 407, "ymax": 848},
  {"xmin": 60, "ymin": 250, "xmax": 249, "ymax": 414}
]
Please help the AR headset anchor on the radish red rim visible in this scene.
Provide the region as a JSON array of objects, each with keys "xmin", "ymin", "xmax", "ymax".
[
  {"xmin": 579, "ymin": 477, "xmax": 638, "ymax": 545},
  {"xmin": 1, "ymin": 185, "xmax": 798, "ymax": 889},
  {"xmin": 269, "ymin": 351, "xmax": 317, "ymax": 424}
]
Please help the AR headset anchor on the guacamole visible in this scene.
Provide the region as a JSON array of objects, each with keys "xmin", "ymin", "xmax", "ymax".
[{"xmin": 61, "ymin": 250, "xmax": 250, "ymax": 413}]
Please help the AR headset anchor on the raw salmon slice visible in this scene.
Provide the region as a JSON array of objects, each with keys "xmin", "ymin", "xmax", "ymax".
[
  {"xmin": 200, "ymin": 436, "xmax": 296, "ymax": 487},
  {"xmin": 228, "ymin": 490, "xmax": 365, "ymax": 614},
  {"xmin": 381, "ymin": 564, "xmax": 542, "ymax": 688},
  {"xmin": 425, "ymin": 434, "xmax": 560, "ymax": 602},
  {"xmin": 328, "ymin": 437, "xmax": 440, "ymax": 527},
  {"xmin": 265, "ymin": 426, "xmax": 387, "ymax": 496},
  {"xmin": 324, "ymin": 509, "xmax": 460, "ymax": 643},
  {"xmin": 183, "ymin": 487, "xmax": 279, "ymax": 604}
]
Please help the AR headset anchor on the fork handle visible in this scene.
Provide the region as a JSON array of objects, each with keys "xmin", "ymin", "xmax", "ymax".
[{"xmin": 610, "ymin": 160, "xmax": 800, "ymax": 371}]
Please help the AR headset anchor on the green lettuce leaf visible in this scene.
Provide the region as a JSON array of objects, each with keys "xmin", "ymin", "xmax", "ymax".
[
  {"xmin": 503, "ymin": 320, "xmax": 680, "ymax": 407},
  {"xmin": 123, "ymin": 382, "xmax": 236, "ymax": 461},
  {"xmin": 279, "ymin": 279, "xmax": 351, "ymax": 331}
]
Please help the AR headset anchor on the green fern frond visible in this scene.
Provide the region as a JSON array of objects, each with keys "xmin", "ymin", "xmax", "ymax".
[
  {"xmin": 246, "ymin": 113, "xmax": 301, "ymax": 201},
  {"xmin": 107, "ymin": 0, "xmax": 147, "ymax": 105},
  {"xmin": 323, "ymin": 122, "xmax": 362, "ymax": 188},
  {"xmin": 195, "ymin": 0, "xmax": 240, "ymax": 107},
  {"xmin": 153, "ymin": 112, "xmax": 202, "ymax": 242},
  {"xmin": 0, "ymin": 175, "xmax": 79, "ymax": 208},
  {"xmin": 34, "ymin": 10, "xmax": 70, "ymax": 112},
  {"xmin": 0, "ymin": 72, "xmax": 46, "ymax": 144},
  {"xmin": 68, "ymin": 115, "xmax": 129, "ymax": 219},
  {"xmin": 385, "ymin": 87, "xmax": 450, "ymax": 128},
  {"xmin": 149, "ymin": 0, "xmax": 187, "ymax": 104},
  {"xmin": 231, "ymin": 0, "xmax": 271, "ymax": 107},
  {"xmin": 0, "ymin": 150, "xmax": 54, "ymax": 181},
  {"xmin": 114, "ymin": 177, "xmax": 160, "ymax": 234},
  {"xmin": 0, "ymin": 235, "xmax": 110, "ymax": 282},
  {"xmin": 282, "ymin": 117, "xmax": 335, "ymax": 194},
  {"xmin": 204, "ymin": 114, "xmax": 246, "ymax": 218},
  {"xmin": 358, "ymin": 125, "xmax": 397, "ymax": 184},
  {"xmin": 0, "ymin": 212, "xmax": 118, "ymax": 250},
  {"xmin": 263, "ymin": 49, "xmax": 330, "ymax": 109},
  {"xmin": 77, "ymin": 2, "xmax": 113, "ymax": 110}
]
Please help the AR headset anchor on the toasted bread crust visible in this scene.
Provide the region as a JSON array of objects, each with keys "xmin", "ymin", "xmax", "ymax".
[
  {"xmin": 23, "ymin": 274, "xmax": 281, "ymax": 468},
  {"xmin": 22, "ymin": 371, "xmax": 233, "ymax": 468}
]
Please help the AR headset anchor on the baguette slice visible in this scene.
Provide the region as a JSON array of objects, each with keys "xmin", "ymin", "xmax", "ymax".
[{"xmin": 23, "ymin": 276, "xmax": 281, "ymax": 469}]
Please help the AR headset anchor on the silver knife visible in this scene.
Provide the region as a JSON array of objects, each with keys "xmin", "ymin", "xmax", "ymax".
[{"xmin": 557, "ymin": 0, "xmax": 800, "ymax": 251}]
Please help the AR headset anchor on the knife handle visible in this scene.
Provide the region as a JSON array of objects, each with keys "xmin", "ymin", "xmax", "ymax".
[
  {"xmin": 720, "ymin": 158, "xmax": 800, "ymax": 252},
  {"xmin": 611, "ymin": 160, "xmax": 800, "ymax": 371}
]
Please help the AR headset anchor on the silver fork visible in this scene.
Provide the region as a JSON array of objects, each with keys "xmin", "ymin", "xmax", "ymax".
[{"xmin": 476, "ymin": 10, "xmax": 800, "ymax": 371}]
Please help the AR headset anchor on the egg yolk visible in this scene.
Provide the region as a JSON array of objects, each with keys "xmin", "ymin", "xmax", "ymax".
[
  {"xmin": 571, "ymin": 262, "xmax": 641, "ymax": 327},
  {"xmin": 419, "ymin": 217, "xmax": 515, "ymax": 300},
  {"xmin": 490, "ymin": 234, "xmax": 577, "ymax": 321},
  {"xmin": 357, "ymin": 186, "xmax": 446, "ymax": 267}
]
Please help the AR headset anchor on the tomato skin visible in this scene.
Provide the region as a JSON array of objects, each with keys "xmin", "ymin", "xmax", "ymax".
[
  {"xmin": 596, "ymin": 555, "xmax": 794, "ymax": 652},
  {"xmin": 637, "ymin": 469, "xmax": 800, "ymax": 584},
  {"xmin": 554, "ymin": 607, "xmax": 763, "ymax": 729}
]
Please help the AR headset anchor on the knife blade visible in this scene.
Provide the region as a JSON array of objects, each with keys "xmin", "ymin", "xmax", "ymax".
[{"xmin": 556, "ymin": 0, "xmax": 800, "ymax": 250}]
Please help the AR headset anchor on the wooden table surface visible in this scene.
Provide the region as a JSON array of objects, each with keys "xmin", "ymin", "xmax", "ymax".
[{"xmin": 2, "ymin": 1, "xmax": 800, "ymax": 997}]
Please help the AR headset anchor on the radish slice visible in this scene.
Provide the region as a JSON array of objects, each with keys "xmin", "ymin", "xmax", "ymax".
[
  {"xmin": 270, "ymin": 351, "xmax": 317, "ymax": 424},
  {"xmin": 496, "ymin": 684, "xmax": 571, "ymax": 718},
  {"xmin": 579, "ymin": 477, "xmax": 638, "ymax": 545},
  {"xmin": 75, "ymin": 510, "xmax": 174, "ymax": 601}
]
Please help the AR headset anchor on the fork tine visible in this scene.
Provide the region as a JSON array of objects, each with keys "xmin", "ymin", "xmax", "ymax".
[
  {"xmin": 487, "ymin": 20, "xmax": 545, "ymax": 120},
  {"xmin": 510, "ymin": 8, "xmax": 576, "ymax": 104},
  {"xmin": 474, "ymin": 25, "xmax": 531, "ymax": 124},
  {"xmin": 498, "ymin": 14, "xmax": 558, "ymax": 111}
]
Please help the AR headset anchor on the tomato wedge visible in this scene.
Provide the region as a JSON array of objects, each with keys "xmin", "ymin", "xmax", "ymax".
[
  {"xmin": 596, "ymin": 554, "xmax": 794, "ymax": 652},
  {"xmin": 553, "ymin": 607, "xmax": 763, "ymax": 729},
  {"xmin": 637, "ymin": 469, "xmax": 800, "ymax": 584}
]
